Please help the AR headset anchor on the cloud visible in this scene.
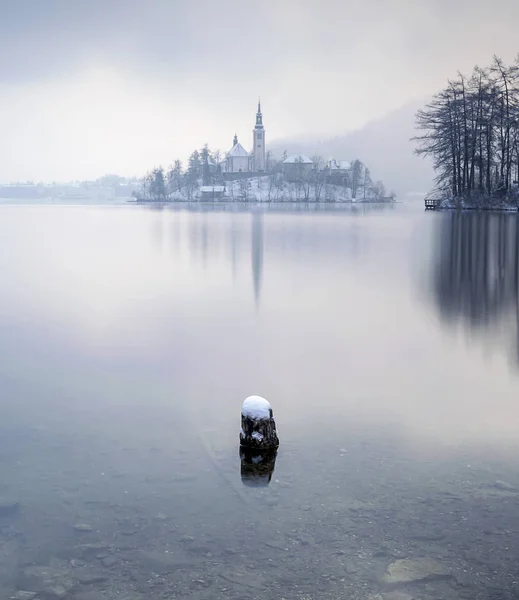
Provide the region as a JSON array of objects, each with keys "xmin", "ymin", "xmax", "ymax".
[{"xmin": 1, "ymin": 0, "xmax": 519, "ymax": 181}]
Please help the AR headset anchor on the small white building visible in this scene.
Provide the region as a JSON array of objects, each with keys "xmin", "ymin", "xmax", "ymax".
[
  {"xmin": 199, "ymin": 185, "xmax": 226, "ymax": 201},
  {"xmin": 326, "ymin": 159, "xmax": 351, "ymax": 173}
]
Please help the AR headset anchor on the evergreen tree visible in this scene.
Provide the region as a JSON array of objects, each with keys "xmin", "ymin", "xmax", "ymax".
[
  {"xmin": 150, "ymin": 167, "xmax": 167, "ymax": 200},
  {"xmin": 350, "ymin": 160, "xmax": 363, "ymax": 199},
  {"xmin": 167, "ymin": 159, "xmax": 183, "ymax": 195},
  {"xmin": 188, "ymin": 150, "xmax": 201, "ymax": 179},
  {"xmin": 200, "ymin": 144, "xmax": 211, "ymax": 186},
  {"xmin": 185, "ymin": 150, "xmax": 201, "ymax": 200},
  {"xmin": 363, "ymin": 167, "xmax": 372, "ymax": 199}
]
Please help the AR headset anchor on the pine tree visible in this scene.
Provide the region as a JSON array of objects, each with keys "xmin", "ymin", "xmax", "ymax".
[{"xmin": 150, "ymin": 167, "xmax": 166, "ymax": 200}]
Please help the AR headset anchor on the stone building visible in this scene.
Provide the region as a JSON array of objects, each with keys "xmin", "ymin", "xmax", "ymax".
[{"xmin": 282, "ymin": 154, "xmax": 314, "ymax": 183}]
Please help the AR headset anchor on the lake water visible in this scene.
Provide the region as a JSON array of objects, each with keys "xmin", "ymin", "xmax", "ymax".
[{"xmin": 1, "ymin": 202, "xmax": 519, "ymax": 600}]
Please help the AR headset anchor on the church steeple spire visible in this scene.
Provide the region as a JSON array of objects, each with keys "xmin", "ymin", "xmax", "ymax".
[{"xmin": 255, "ymin": 99, "xmax": 263, "ymax": 129}]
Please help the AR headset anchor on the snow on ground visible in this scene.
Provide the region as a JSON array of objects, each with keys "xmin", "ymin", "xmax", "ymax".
[
  {"xmin": 223, "ymin": 176, "xmax": 355, "ymax": 203},
  {"xmin": 166, "ymin": 175, "xmax": 384, "ymax": 203},
  {"xmin": 242, "ymin": 396, "xmax": 272, "ymax": 420}
]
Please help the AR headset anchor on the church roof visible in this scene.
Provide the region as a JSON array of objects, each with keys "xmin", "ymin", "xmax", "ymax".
[{"xmin": 227, "ymin": 142, "xmax": 250, "ymax": 158}]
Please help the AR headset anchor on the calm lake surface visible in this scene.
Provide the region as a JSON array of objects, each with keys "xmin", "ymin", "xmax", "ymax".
[{"xmin": 1, "ymin": 202, "xmax": 519, "ymax": 600}]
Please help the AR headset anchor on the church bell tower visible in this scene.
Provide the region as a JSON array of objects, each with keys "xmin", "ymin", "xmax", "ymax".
[{"xmin": 253, "ymin": 100, "xmax": 266, "ymax": 172}]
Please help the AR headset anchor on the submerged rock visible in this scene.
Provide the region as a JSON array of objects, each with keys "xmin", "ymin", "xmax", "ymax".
[
  {"xmin": 0, "ymin": 499, "xmax": 19, "ymax": 517},
  {"xmin": 14, "ymin": 592, "xmax": 37, "ymax": 600},
  {"xmin": 101, "ymin": 555, "xmax": 117, "ymax": 568},
  {"xmin": 492, "ymin": 480, "xmax": 518, "ymax": 492},
  {"xmin": 17, "ymin": 566, "xmax": 76, "ymax": 598},
  {"xmin": 75, "ymin": 570, "xmax": 110, "ymax": 585},
  {"xmin": 382, "ymin": 592, "xmax": 417, "ymax": 600},
  {"xmin": 383, "ymin": 558, "xmax": 452, "ymax": 586},
  {"xmin": 73, "ymin": 524, "xmax": 93, "ymax": 533},
  {"xmin": 74, "ymin": 593, "xmax": 106, "ymax": 600},
  {"xmin": 70, "ymin": 559, "xmax": 86, "ymax": 568},
  {"xmin": 79, "ymin": 543, "xmax": 109, "ymax": 554},
  {"xmin": 136, "ymin": 550, "xmax": 192, "ymax": 573}
]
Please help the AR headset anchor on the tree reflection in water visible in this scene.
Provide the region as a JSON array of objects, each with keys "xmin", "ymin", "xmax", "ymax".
[{"xmin": 434, "ymin": 211, "xmax": 519, "ymax": 362}]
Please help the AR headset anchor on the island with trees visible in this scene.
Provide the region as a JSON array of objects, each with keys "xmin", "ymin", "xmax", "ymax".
[
  {"xmin": 134, "ymin": 150, "xmax": 394, "ymax": 204},
  {"xmin": 415, "ymin": 55, "xmax": 519, "ymax": 210}
]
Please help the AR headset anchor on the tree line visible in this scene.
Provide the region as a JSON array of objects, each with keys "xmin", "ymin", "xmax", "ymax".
[
  {"xmin": 139, "ymin": 146, "xmax": 216, "ymax": 201},
  {"xmin": 415, "ymin": 56, "xmax": 519, "ymax": 205}
]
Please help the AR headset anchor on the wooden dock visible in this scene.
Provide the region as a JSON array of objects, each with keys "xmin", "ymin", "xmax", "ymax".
[{"xmin": 424, "ymin": 198, "xmax": 441, "ymax": 210}]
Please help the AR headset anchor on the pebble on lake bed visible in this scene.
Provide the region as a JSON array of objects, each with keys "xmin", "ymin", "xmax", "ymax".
[
  {"xmin": 73, "ymin": 523, "xmax": 93, "ymax": 532},
  {"xmin": 383, "ymin": 558, "xmax": 452, "ymax": 585},
  {"xmin": 239, "ymin": 396, "xmax": 279, "ymax": 450}
]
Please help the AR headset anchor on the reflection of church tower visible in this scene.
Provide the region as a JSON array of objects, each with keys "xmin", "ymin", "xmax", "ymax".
[
  {"xmin": 253, "ymin": 100, "xmax": 266, "ymax": 172},
  {"xmin": 230, "ymin": 217, "xmax": 238, "ymax": 281},
  {"xmin": 251, "ymin": 211, "xmax": 263, "ymax": 307}
]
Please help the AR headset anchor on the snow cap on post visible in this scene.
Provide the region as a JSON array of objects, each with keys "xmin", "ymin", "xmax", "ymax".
[
  {"xmin": 242, "ymin": 395, "xmax": 272, "ymax": 420},
  {"xmin": 240, "ymin": 395, "xmax": 279, "ymax": 450}
]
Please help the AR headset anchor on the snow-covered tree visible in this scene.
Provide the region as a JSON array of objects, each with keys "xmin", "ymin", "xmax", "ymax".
[
  {"xmin": 238, "ymin": 178, "xmax": 251, "ymax": 201},
  {"xmin": 140, "ymin": 167, "xmax": 167, "ymax": 201},
  {"xmin": 200, "ymin": 144, "xmax": 211, "ymax": 186},
  {"xmin": 185, "ymin": 150, "xmax": 201, "ymax": 200},
  {"xmin": 415, "ymin": 55, "xmax": 519, "ymax": 205},
  {"xmin": 167, "ymin": 160, "xmax": 183, "ymax": 196},
  {"xmin": 350, "ymin": 160, "xmax": 364, "ymax": 199},
  {"xmin": 372, "ymin": 180, "xmax": 386, "ymax": 199},
  {"xmin": 363, "ymin": 167, "xmax": 372, "ymax": 199}
]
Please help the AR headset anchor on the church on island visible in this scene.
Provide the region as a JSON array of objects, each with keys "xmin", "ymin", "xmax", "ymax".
[{"xmin": 221, "ymin": 101, "xmax": 266, "ymax": 174}]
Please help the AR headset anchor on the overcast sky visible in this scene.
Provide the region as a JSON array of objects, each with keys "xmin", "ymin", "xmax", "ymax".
[{"xmin": 1, "ymin": 0, "xmax": 518, "ymax": 182}]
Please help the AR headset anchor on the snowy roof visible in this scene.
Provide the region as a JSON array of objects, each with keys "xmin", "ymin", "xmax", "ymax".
[
  {"xmin": 283, "ymin": 154, "xmax": 313, "ymax": 164},
  {"xmin": 227, "ymin": 143, "xmax": 250, "ymax": 158},
  {"xmin": 328, "ymin": 159, "xmax": 351, "ymax": 170},
  {"xmin": 200, "ymin": 186, "xmax": 225, "ymax": 192}
]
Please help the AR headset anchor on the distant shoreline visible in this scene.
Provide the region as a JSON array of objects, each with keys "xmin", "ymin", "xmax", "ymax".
[{"xmin": 131, "ymin": 197, "xmax": 396, "ymax": 205}]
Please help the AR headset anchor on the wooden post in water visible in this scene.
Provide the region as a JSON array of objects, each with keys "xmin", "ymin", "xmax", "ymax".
[{"xmin": 239, "ymin": 396, "xmax": 279, "ymax": 450}]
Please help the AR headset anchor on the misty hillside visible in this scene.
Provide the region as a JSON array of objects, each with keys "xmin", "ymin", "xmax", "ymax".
[{"xmin": 270, "ymin": 100, "xmax": 433, "ymax": 200}]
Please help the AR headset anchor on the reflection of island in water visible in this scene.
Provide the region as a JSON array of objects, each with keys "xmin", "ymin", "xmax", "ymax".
[
  {"xmin": 251, "ymin": 212, "xmax": 263, "ymax": 307},
  {"xmin": 239, "ymin": 447, "xmax": 277, "ymax": 487},
  {"xmin": 433, "ymin": 212, "xmax": 519, "ymax": 363},
  {"xmin": 143, "ymin": 202, "xmax": 392, "ymax": 312}
]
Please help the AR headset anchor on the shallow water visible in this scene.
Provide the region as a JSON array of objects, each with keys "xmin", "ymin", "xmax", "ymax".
[{"xmin": 1, "ymin": 203, "xmax": 519, "ymax": 600}]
